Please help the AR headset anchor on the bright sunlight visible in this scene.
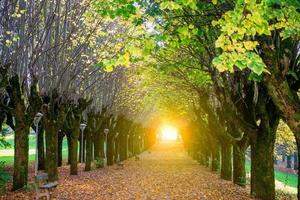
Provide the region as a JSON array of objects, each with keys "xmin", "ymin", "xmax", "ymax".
[{"xmin": 159, "ymin": 125, "xmax": 179, "ymax": 141}]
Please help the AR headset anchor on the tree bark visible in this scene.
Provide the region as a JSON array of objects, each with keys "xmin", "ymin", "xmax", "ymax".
[
  {"xmin": 211, "ymin": 146, "xmax": 220, "ymax": 172},
  {"xmin": 286, "ymin": 155, "xmax": 292, "ymax": 168},
  {"xmin": 220, "ymin": 143, "xmax": 232, "ymax": 180},
  {"xmin": 12, "ymin": 124, "xmax": 29, "ymax": 191},
  {"xmin": 85, "ymin": 129, "xmax": 93, "ymax": 171},
  {"xmin": 107, "ymin": 136, "xmax": 114, "ymax": 166},
  {"xmin": 37, "ymin": 126, "xmax": 45, "ymax": 170},
  {"xmin": 294, "ymin": 151, "xmax": 298, "ymax": 170},
  {"xmin": 119, "ymin": 133, "xmax": 127, "ymax": 161},
  {"xmin": 233, "ymin": 145, "xmax": 246, "ymax": 186},
  {"xmin": 67, "ymin": 134, "xmax": 71, "ymax": 165},
  {"xmin": 114, "ymin": 137, "xmax": 119, "ymax": 162},
  {"xmin": 70, "ymin": 133, "xmax": 79, "ymax": 175},
  {"xmin": 99, "ymin": 134, "xmax": 105, "ymax": 158},
  {"xmin": 44, "ymin": 124, "xmax": 59, "ymax": 182},
  {"xmin": 57, "ymin": 134, "xmax": 64, "ymax": 167},
  {"xmin": 250, "ymin": 128, "xmax": 276, "ymax": 200},
  {"xmin": 93, "ymin": 131, "xmax": 100, "ymax": 159}
]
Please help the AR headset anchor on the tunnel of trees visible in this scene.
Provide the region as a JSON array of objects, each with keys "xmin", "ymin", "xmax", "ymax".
[{"xmin": 0, "ymin": 0, "xmax": 300, "ymax": 200}]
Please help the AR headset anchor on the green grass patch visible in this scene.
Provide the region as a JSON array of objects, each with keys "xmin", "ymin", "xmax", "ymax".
[
  {"xmin": 246, "ymin": 160, "xmax": 298, "ymax": 188},
  {"xmin": 0, "ymin": 134, "xmax": 69, "ymax": 165},
  {"xmin": 0, "ymin": 134, "xmax": 38, "ymax": 150}
]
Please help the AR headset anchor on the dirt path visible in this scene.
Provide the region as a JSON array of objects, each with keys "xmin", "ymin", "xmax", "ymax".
[{"xmin": 2, "ymin": 142, "xmax": 252, "ymax": 200}]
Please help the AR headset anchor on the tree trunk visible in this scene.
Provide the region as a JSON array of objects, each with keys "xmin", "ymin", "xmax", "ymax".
[
  {"xmin": 114, "ymin": 137, "xmax": 119, "ymax": 162},
  {"xmin": 45, "ymin": 124, "xmax": 58, "ymax": 182},
  {"xmin": 57, "ymin": 135, "xmax": 64, "ymax": 167},
  {"xmin": 99, "ymin": 134, "xmax": 105, "ymax": 158},
  {"xmin": 233, "ymin": 145, "xmax": 246, "ymax": 186},
  {"xmin": 119, "ymin": 134, "xmax": 127, "ymax": 161},
  {"xmin": 12, "ymin": 124, "xmax": 29, "ymax": 191},
  {"xmin": 294, "ymin": 151, "xmax": 298, "ymax": 170},
  {"xmin": 286, "ymin": 155, "xmax": 292, "ymax": 168},
  {"xmin": 93, "ymin": 131, "xmax": 100, "ymax": 159},
  {"xmin": 282, "ymin": 152, "xmax": 285, "ymax": 162},
  {"xmin": 211, "ymin": 147, "xmax": 220, "ymax": 172},
  {"xmin": 107, "ymin": 136, "xmax": 114, "ymax": 166},
  {"xmin": 220, "ymin": 143, "xmax": 232, "ymax": 180},
  {"xmin": 85, "ymin": 130, "xmax": 93, "ymax": 171},
  {"xmin": 204, "ymin": 150, "xmax": 210, "ymax": 167},
  {"xmin": 70, "ymin": 136, "xmax": 78, "ymax": 175},
  {"xmin": 37, "ymin": 126, "xmax": 45, "ymax": 170},
  {"xmin": 128, "ymin": 136, "xmax": 133, "ymax": 156},
  {"xmin": 250, "ymin": 129, "xmax": 276, "ymax": 200},
  {"xmin": 67, "ymin": 135, "xmax": 71, "ymax": 165}
]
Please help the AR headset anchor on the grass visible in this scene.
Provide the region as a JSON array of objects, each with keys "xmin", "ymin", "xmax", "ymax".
[
  {"xmin": 0, "ymin": 134, "xmax": 69, "ymax": 165},
  {"xmin": 246, "ymin": 160, "xmax": 298, "ymax": 188}
]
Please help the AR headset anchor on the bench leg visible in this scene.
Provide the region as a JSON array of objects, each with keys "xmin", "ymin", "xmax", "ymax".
[
  {"xmin": 46, "ymin": 189, "xmax": 50, "ymax": 200},
  {"xmin": 35, "ymin": 190, "xmax": 50, "ymax": 200}
]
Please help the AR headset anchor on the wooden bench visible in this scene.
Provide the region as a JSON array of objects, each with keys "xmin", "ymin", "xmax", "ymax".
[{"xmin": 35, "ymin": 173, "xmax": 58, "ymax": 200}]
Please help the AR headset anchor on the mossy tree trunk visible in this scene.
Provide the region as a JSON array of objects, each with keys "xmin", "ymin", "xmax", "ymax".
[
  {"xmin": 85, "ymin": 128, "xmax": 93, "ymax": 171},
  {"xmin": 264, "ymin": 66, "xmax": 300, "ymax": 198},
  {"xmin": 7, "ymin": 75, "xmax": 42, "ymax": 191},
  {"xmin": 99, "ymin": 133, "xmax": 105, "ymax": 158},
  {"xmin": 65, "ymin": 98, "xmax": 92, "ymax": 175},
  {"xmin": 42, "ymin": 90, "xmax": 68, "ymax": 182},
  {"xmin": 107, "ymin": 135, "xmax": 114, "ymax": 165},
  {"xmin": 66, "ymin": 134, "xmax": 72, "ymax": 165},
  {"xmin": 117, "ymin": 117, "xmax": 129, "ymax": 162},
  {"xmin": 220, "ymin": 142, "xmax": 232, "ymax": 180},
  {"xmin": 85, "ymin": 112, "xmax": 97, "ymax": 171},
  {"xmin": 32, "ymin": 124, "xmax": 46, "ymax": 170},
  {"xmin": 114, "ymin": 136, "xmax": 119, "ymax": 163},
  {"xmin": 44, "ymin": 123, "xmax": 59, "ymax": 181},
  {"xmin": 93, "ymin": 130, "xmax": 101, "ymax": 160},
  {"xmin": 13, "ymin": 122, "xmax": 29, "ymax": 190},
  {"xmin": 57, "ymin": 132, "xmax": 64, "ymax": 167},
  {"xmin": 250, "ymin": 132, "xmax": 276, "ymax": 199},
  {"xmin": 250, "ymin": 97, "xmax": 279, "ymax": 200},
  {"xmin": 70, "ymin": 127, "xmax": 80, "ymax": 175},
  {"xmin": 211, "ymin": 146, "xmax": 220, "ymax": 172},
  {"xmin": 119, "ymin": 132, "xmax": 128, "ymax": 161},
  {"xmin": 37, "ymin": 126, "xmax": 45, "ymax": 170},
  {"xmin": 233, "ymin": 137, "xmax": 249, "ymax": 186},
  {"xmin": 294, "ymin": 151, "xmax": 298, "ymax": 170}
]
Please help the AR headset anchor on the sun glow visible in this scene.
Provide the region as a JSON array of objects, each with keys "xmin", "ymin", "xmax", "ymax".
[{"xmin": 160, "ymin": 125, "xmax": 179, "ymax": 141}]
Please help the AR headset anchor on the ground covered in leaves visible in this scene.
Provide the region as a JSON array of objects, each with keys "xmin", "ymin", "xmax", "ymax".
[{"xmin": 2, "ymin": 142, "xmax": 253, "ymax": 200}]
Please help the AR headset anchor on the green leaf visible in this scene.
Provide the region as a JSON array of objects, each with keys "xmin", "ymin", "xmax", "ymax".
[
  {"xmin": 288, "ymin": 70, "xmax": 299, "ymax": 80},
  {"xmin": 160, "ymin": 1, "xmax": 182, "ymax": 10},
  {"xmin": 248, "ymin": 73, "xmax": 263, "ymax": 82}
]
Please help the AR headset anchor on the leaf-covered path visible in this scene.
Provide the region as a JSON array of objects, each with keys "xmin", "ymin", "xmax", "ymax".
[{"xmin": 2, "ymin": 142, "xmax": 252, "ymax": 200}]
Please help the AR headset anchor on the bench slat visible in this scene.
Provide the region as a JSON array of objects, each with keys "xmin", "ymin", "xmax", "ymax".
[{"xmin": 40, "ymin": 181, "xmax": 58, "ymax": 189}]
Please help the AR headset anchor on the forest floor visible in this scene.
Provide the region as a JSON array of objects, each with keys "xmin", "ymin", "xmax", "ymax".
[{"xmin": 1, "ymin": 141, "xmax": 254, "ymax": 200}]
